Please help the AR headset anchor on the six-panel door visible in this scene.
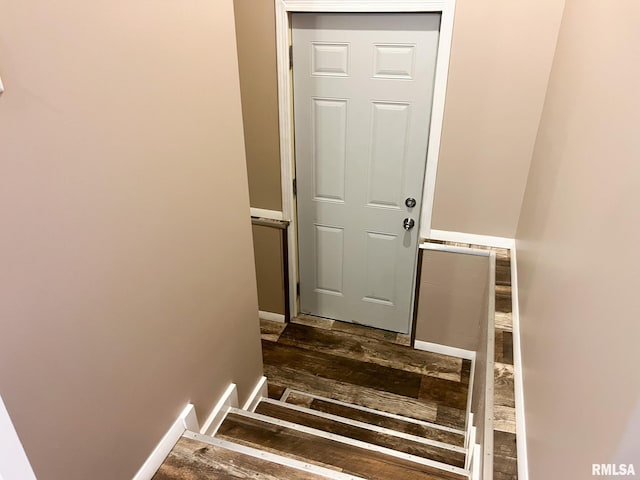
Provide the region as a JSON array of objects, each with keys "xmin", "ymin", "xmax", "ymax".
[{"xmin": 293, "ymin": 13, "xmax": 440, "ymax": 333}]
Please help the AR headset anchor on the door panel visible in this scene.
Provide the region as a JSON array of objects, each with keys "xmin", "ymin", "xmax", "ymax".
[
  {"xmin": 314, "ymin": 224, "xmax": 345, "ymax": 295},
  {"xmin": 364, "ymin": 231, "xmax": 398, "ymax": 305},
  {"xmin": 367, "ymin": 101, "xmax": 411, "ymax": 208},
  {"xmin": 312, "ymin": 98, "xmax": 348, "ymax": 202},
  {"xmin": 294, "ymin": 13, "xmax": 440, "ymax": 333}
]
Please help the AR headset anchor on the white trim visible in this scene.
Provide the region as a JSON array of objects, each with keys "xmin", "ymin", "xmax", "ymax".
[
  {"xmin": 261, "ymin": 398, "xmax": 466, "ymax": 453},
  {"xmin": 183, "ymin": 431, "xmax": 367, "ymax": 480},
  {"xmin": 429, "ymin": 229, "xmax": 515, "ymax": 249},
  {"xmin": 419, "ymin": 241, "xmax": 491, "ymax": 257},
  {"xmin": 470, "ymin": 444, "xmax": 481, "ymax": 480},
  {"xmin": 258, "ymin": 311, "xmax": 286, "ymax": 323},
  {"xmin": 132, "ymin": 404, "xmax": 197, "ymax": 480},
  {"xmin": 275, "ymin": 0, "xmax": 457, "ymax": 320},
  {"xmin": 243, "ymin": 376, "xmax": 269, "ymax": 412},
  {"xmin": 465, "ymin": 425, "xmax": 476, "ymax": 469},
  {"xmin": 229, "ymin": 407, "xmax": 469, "ymax": 476},
  {"xmin": 283, "ymin": 0, "xmax": 454, "ymax": 10},
  {"xmin": 200, "ymin": 384, "xmax": 239, "ymax": 436},
  {"xmin": 418, "ymin": 1, "xmax": 456, "ymax": 239},
  {"xmin": 464, "ymin": 412, "xmax": 473, "ymax": 449},
  {"xmin": 283, "ymin": 389, "xmax": 465, "ymax": 434},
  {"xmin": 511, "ymin": 245, "xmax": 529, "ymax": 480},
  {"xmin": 0, "ymin": 394, "xmax": 37, "ymax": 480},
  {"xmin": 483, "ymin": 251, "xmax": 496, "ymax": 480},
  {"xmin": 280, "ymin": 388, "xmax": 293, "ymax": 402},
  {"xmin": 250, "ymin": 208, "xmax": 284, "ymax": 221},
  {"xmin": 413, "ymin": 339, "xmax": 476, "ymax": 361}
]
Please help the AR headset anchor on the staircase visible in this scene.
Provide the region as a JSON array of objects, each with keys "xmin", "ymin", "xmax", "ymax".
[{"xmin": 153, "ymin": 317, "xmax": 480, "ymax": 479}]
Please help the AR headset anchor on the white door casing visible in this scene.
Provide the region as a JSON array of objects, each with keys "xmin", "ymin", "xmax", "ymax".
[
  {"xmin": 294, "ymin": 13, "xmax": 440, "ymax": 333},
  {"xmin": 274, "ymin": 0, "xmax": 456, "ymax": 324}
]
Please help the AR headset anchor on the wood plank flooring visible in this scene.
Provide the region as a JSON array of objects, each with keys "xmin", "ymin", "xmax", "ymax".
[
  {"xmin": 261, "ymin": 317, "xmax": 472, "ymax": 431},
  {"xmin": 152, "ymin": 436, "xmax": 327, "ymax": 480},
  {"xmin": 217, "ymin": 412, "xmax": 467, "ymax": 480},
  {"xmin": 254, "ymin": 400, "xmax": 466, "ymax": 467},
  {"xmin": 283, "ymin": 391, "xmax": 466, "ymax": 447}
]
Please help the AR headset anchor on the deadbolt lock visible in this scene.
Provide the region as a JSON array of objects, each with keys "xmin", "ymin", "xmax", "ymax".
[{"xmin": 405, "ymin": 197, "xmax": 417, "ymax": 208}]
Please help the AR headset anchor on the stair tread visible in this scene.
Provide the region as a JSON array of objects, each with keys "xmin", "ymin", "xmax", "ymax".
[
  {"xmin": 278, "ymin": 322, "xmax": 465, "ymax": 382},
  {"xmin": 255, "ymin": 400, "xmax": 466, "ymax": 468},
  {"xmin": 216, "ymin": 412, "xmax": 468, "ymax": 480},
  {"xmin": 264, "ymin": 362, "xmax": 460, "ymax": 425},
  {"xmin": 284, "ymin": 391, "xmax": 465, "ymax": 447},
  {"xmin": 151, "ymin": 435, "xmax": 328, "ymax": 480},
  {"xmin": 263, "ymin": 339, "xmax": 424, "ymax": 399}
]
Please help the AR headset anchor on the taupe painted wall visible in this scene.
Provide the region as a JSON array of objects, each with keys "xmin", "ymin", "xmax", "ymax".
[
  {"xmin": 431, "ymin": 0, "xmax": 565, "ymax": 238},
  {"xmin": 415, "ymin": 250, "xmax": 489, "ymax": 351},
  {"xmin": 516, "ymin": 0, "xmax": 640, "ymax": 476},
  {"xmin": 0, "ymin": 1, "xmax": 263, "ymax": 479},
  {"xmin": 252, "ymin": 225, "xmax": 286, "ymax": 315},
  {"xmin": 415, "ymin": 249, "xmax": 490, "ymax": 460},
  {"xmin": 234, "ymin": 0, "xmax": 282, "ymax": 211}
]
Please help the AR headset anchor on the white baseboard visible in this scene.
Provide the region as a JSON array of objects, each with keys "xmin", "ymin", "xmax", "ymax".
[
  {"xmin": 413, "ymin": 339, "xmax": 476, "ymax": 361},
  {"xmin": 243, "ymin": 376, "xmax": 268, "ymax": 412},
  {"xmin": 471, "ymin": 444, "xmax": 481, "ymax": 480},
  {"xmin": 0, "ymin": 394, "xmax": 37, "ymax": 480},
  {"xmin": 258, "ymin": 311, "xmax": 286, "ymax": 323},
  {"xmin": 132, "ymin": 404, "xmax": 197, "ymax": 480},
  {"xmin": 250, "ymin": 208, "xmax": 284, "ymax": 221},
  {"xmin": 429, "ymin": 229, "xmax": 515, "ymax": 249},
  {"xmin": 511, "ymin": 246, "xmax": 529, "ymax": 480},
  {"xmin": 465, "ymin": 425, "xmax": 476, "ymax": 469},
  {"xmin": 200, "ymin": 384, "xmax": 239, "ymax": 436}
]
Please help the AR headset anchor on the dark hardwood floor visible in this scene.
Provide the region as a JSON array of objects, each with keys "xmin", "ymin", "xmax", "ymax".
[
  {"xmin": 153, "ymin": 436, "xmax": 328, "ymax": 480},
  {"xmin": 261, "ymin": 316, "xmax": 472, "ymax": 431},
  {"xmin": 217, "ymin": 411, "xmax": 466, "ymax": 480}
]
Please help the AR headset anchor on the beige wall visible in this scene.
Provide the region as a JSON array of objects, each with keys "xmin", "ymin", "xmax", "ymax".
[
  {"xmin": 234, "ymin": 0, "xmax": 282, "ymax": 211},
  {"xmin": 0, "ymin": 1, "xmax": 263, "ymax": 479},
  {"xmin": 415, "ymin": 250, "xmax": 489, "ymax": 351},
  {"xmin": 415, "ymin": 249, "xmax": 490, "ymax": 462},
  {"xmin": 516, "ymin": 0, "xmax": 640, "ymax": 476},
  {"xmin": 252, "ymin": 225, "xmax": 286, "ymax": 315},
  {"xmin": 431, "ymin": 0, "xmax": 565, "ymax": 238}
]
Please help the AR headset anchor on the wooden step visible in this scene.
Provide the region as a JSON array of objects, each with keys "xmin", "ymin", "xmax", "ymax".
[
  {"xmin": 254, "ymin": 399, "xmax": 466, "ymax": 468},
  {"xmin": 152, "ymin": 433, "xmax": 348, "ymax": 479},
  {"xmin": 263, "ymin": 339, "xmax": 424, "ymax": 398},
  {"xmin": 278, "ymin": 321, "xmax": 465, "ymax": 382},
  {"xmin": 216, "ymin": 409, "xmax": 469, "ymax": 480},
  {"xmin": 264, "ymin": 360, "xmax": 469, "ymax": 429},
  {"xmin": 282, "ymin": 390, "xmax": 466, "ymax": 447},
  {"xmin": 263, "ymin": 339, "xmax": 469, "ymax": 411}
]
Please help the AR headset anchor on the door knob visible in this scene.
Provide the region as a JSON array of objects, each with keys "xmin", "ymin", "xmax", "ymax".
[
  {"xmin": 405, "ymin": 197, "xmax": 416, "ymax": 208},
  {"xmin": 403, "ymin": 218, "xmax": 415, "ymax": 230}
]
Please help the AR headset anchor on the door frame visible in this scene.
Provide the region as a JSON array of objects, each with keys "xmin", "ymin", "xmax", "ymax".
[{"xmin": 275, "ymin": 0, "xmax": 456, "ymax": 320}]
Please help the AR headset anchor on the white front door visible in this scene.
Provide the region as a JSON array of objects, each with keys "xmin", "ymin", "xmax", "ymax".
[{"xmin": 293, "ymin": 13, "xmax": 440, "ymax": 333}]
